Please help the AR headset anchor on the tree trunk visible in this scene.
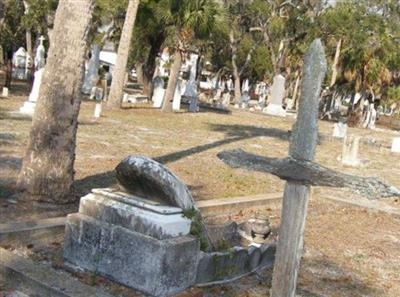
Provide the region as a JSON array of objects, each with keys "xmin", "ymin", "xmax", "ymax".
[
  {"xmin": 229, "ymin": 31, "xmax": 241, "ymax": 104},
  {"xmin": 142, "ymin": 34, "xmax": 166, "ymax": 98},
  {"xmin": 330, "ymin": 38, "xmax": 341, "ymax": 87},
  {"xmin": 292, "ymin": 71, "xmax": 301, "ymax": 109},
  {"xmin": 17, "ymin": 0, "xmax": 94, "ymax": 204},
  {"xmin": 107, "ymin": 0, "xmax": 140, "ymax": 108},
  {"xmin": 162, "ymin": 50, "xmax": 182, "ymax": 112}
]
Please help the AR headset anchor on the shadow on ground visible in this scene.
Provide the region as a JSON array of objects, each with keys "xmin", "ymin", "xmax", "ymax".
[{"xmin": 75, "ymin": 124, "xmax": 290, "ymax": 195}]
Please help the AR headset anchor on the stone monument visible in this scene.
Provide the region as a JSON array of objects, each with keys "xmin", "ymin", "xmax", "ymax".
[
  {"xmin": 172, "ymin": 78, "xmax": 183, "ymax": 111},
  {"xmin": 19, "ymin": 36, "xmax": 46, "ymax": 115},
  {"xmin": 12, "ymin": 47, "xmax": 27, "ymax": 80},
  {"xmin": 152, "ymin": 76, "xmax": 165, "ymax": 108},
  {"xmin": 333, "ymin": 121, "xmax": 347, "ymax": 138},
  {"xmin": 263, "ymin": 74, "xmax": 286, "ymax": 117},
  {"xmin": 341, "ymin": 135, "xmax": 361, "ymax": 166},
  {"xmin": 184, "ymin": 54, "xmax": 199, "ymax": 112},
  {"xmin": 64, "ymin": 156, "xmax": 276, "ymax": 296}
]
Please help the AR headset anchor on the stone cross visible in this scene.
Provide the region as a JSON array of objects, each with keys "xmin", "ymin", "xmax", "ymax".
[
  {"xmin": 218, "ymin": 39, "xmax": 400, "ymax": 296},
  {"xmin": 270, "ymin": 39, "xmax": 327, "ymax": 297}
]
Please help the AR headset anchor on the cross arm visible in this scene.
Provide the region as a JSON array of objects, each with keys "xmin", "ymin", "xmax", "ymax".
[{"xmin": 217, "ymin": 149, "xmax": 400, "ymax": 199}]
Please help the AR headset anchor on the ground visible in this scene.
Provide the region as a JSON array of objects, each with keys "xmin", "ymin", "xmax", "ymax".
[{"xmin": 0, "ymin": 81, "xmax": 399, "ymax": 296}]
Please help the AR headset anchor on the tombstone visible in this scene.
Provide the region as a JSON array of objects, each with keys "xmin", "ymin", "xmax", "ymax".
[
  {"xmin": 63, "ymin": 156, "xmax": 276, "ymax": 296},
  {"xmin": 2, "ymin": 87, "xmax": 9, "ymax": 98},
  {"xmin": 94, "ymin": 102, "xmax": 102, "ymax": 118},
  {"xmin": 152, "ymin": 76, "xmax": 165, "ymax": 108},
  {"xmin": 34, "ymin": 36, "xmax": 46, "ymax": 70},
  {"xmin": 263, "ymin": 74, "xmax": 286, "ymax": 117},
  {"xmin": 241, "ymin": 79, "xmax": 249, "ymax": 93},
  {"xmin": 240, "ymin": 91, "xmax": 250, "ymax": 109},
  {"xmin": 366, "ymin": 104, "xmax": 377, "ymax": 129},
  {"xmin": 18, "ymin": 37, "xmax": 47, "ymax": 115},
  {"xmin": 172, "ymin": 78, "xmax": 182, "ymax": 111},
  {"xmin": 391, "ymin": 138, "xmax": 400, "ymax": 153},
  {"xmin": 82, "ymin": 45, "xmax": 101, "ymax": 94},
  {"xmin": 12, "ymin": 47, "xmax": 27, "ymax": 80},
  {"xmin": 333, "ymin": 122, "xmax": 347, "ymax": 138},
  {"xmin": 341, "ymin": 136, "xmax": 361, "ymax": 166},
  {"xmin": 184, "ymin": 54, "xmax": 199, "ymax": 112},
  {"xmin": 257, "ymin": 82, "xmax": 268, "ymax": 108},
  {"xmin": 19, "ymin": 68, "xmax": 44, "ymax": 115}
]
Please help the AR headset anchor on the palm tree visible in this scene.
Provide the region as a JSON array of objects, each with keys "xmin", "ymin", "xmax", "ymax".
[
  {"xmin": 107, "ymin": 0, "xmax": 140, "ymax": 108},
  {"xmin": 159, "ymin": 0, "xmax": 220, "ymax": 112},
  {"xmin": 17, "ymin": 0, "xmax": 94, "ymax": 203}
]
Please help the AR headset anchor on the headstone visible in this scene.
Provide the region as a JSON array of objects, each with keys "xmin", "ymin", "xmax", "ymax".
[
  {"xmin": 240, "ymin": 91, "xmax": 250, "ymax": 109},
  {"xmin": 258, "ymin": 82, "xmax": 268, "ymax": 108},
  {"xmin": 12, "ymin": 47, "xmax": 27, "ymax": 80},
  {"xmin": 367, "ymin": 104, "xmax": 376, "ymax": 129},
  {"xmin": 184, "ymin": 54, "xmax": 199, "ymax": 112},
  {"xmin": 172, "ymin": 78, "xmax": 182, "ymax": 111},
  {"xmin": 152, "ymin": 76, "xmax": 165, "ymax": 108},
  {"xmin": 263, "ymin": 74, "xmax": 286, "ymax": 117},
  {"xmin": 94, "ymin": 102, "xmax": 102, "ymax": 118},
  {"xmin": 2, "ymin": 87, "xmax": 9, "ymax": 97},
  {"xmin": 341, "ymin": 136, "xmax": 361, "ymax": 166},
  {"xmin": 18, "ymin": 37, "xmax": 47, "ymax": 115},
  {"xmin": 34, "ymin": 36, "xmax": 46, "ymax": 70},
  {"xmin": 333, "ymin": 122, "xmax": 347, "ymax": 138},
  {"xmin": 82, "ymin": 45, "xmax": 101, "ymax": 94},
  {"xmin": 18, "ymin": 68, "xmax": 44, "ymax": 115},
  {"xmin": 391, "ymin": 137, "xmax": 400, "ymax": 153}
]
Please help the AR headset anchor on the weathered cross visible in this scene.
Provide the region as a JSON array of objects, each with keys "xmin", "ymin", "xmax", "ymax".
[{"xmin": 218, "ymin": 39, "xmax": 400, "ymax": 297}]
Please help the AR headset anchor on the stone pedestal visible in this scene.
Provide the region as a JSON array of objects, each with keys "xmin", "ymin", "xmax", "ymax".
[{"xmin": 64, "ymin": 189, "xmax": 198, "ymax": 297}]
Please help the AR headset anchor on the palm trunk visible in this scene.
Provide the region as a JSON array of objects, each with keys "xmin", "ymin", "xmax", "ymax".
[
  {"xmin": 107, "ymin": 0, "xmax": 140, "ymax": 108},
  {"xmin": 230, "ymin": 30, "xmax": 241, "ymax": 104},
  {"xmin": 162, "ymin": 50, "xmax": 182, "ymax": 112},
  {"xmin": 330, "ymin": 38, "xmax": 341, "ymax": 87},
  {"xmin": 17, "ymin": 0, "xmax": 94, "ymax": 204}
]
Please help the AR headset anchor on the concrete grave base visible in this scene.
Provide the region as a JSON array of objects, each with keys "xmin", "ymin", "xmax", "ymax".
[
  {"xmin": 263, "ymin": 104, "xmax": 286, "ymax": 117},
  {"xmin": 64, "ymin": 213, "xmax": 199, "ymax": 297}
]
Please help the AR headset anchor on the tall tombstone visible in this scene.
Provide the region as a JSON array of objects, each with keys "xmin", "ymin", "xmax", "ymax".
[
  {"xmin": 82, "ymin": 44, "xmax": 100, "ymax": 94},
  {"xmin": 172, "ymin": 78, "xmax": 183, "ymax": 111},
  {"xmin": 184, "ymin": 54, "xmax": 199, "ymax": 112},
  {"xmin": 18, "ymin": 37, "xmax": 47, "ymax": 115},
  {"xmin": 263, "ymin": 74, "xmax": 286, "ymax": 117},
  {"xmin": 152, "ymin": 76, "xmax": 165, "ymax": 108},
  {"xmin": 271, "ymin": 39, "xmax": 327, "ymax": 297}
]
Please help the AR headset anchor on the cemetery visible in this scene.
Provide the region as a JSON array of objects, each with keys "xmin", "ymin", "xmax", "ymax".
[{"xmin": 0, "ymin": 1, "xmax": 400, "ymax": 297}]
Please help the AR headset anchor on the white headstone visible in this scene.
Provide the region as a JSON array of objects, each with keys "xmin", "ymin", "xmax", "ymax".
[
  {"xmin": 2, "ymin": 87, "xmax": 9, "ymax": 97},
  {"xmin": 19, "ymin": 68, "xmax": 44, "ymax": 115},
  {"xmin": 94, "ymin": 102, "xmax": 102, "ymax": 118},
  {"xmin": 34, "ymin": 36, "xmax": 46, "ymax": 70},
  {"xmin": 333, "ymin": 122, "xmax": 347, "ymax": 138},
  {"xmin": 341, "ymin": 136, "xmax": 361, "ymax": 166},
  {"xmin": 172, "ymin": 79, "xmax": 182, "ymax": 111},
  {"xmin": 263, "ymin": 74, "xmax": 286, "ymax": 117},
  {"xmin": 12, "ymin": 47, "xmax": 27, "ymax": 80},
  {"xmin": 183, "ymin": 54, "xmax": 199, "ymax": 99},
  {"xmin": 152, "ymin": 76, "xmax": 165, "ymax": 108},
  {"xmin": 391, "ymin": 137, "xmax": 400, "ymax": 153},
  {"xmin": 82, "ymin": 45, "xmax": 100, "ymax": 94}
]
